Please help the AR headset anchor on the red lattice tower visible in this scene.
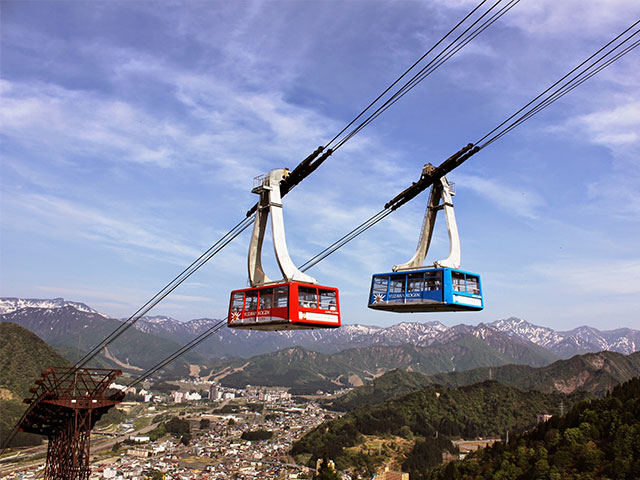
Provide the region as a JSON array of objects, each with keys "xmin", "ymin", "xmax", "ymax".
[{"xmin": 18, "ymin": 367, "xmax": 124, "ymax": 480}]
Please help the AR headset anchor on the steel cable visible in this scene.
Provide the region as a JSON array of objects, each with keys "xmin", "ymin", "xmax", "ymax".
[
  {"xmin": 332, "ymin": 0, "xmax": 520, "ymax": 151},
  {"xmin": 73, "ymin": 214, "xmax": 255, "ymax": 370},
  {"xmin": 476, "ymin": 20, "xmax": 640, "ymax": 148}
]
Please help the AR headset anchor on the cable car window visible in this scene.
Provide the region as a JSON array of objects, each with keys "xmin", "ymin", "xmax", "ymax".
[
  {"xmin": 452, "ymin": 271, "xmax": 465, "ymax": 292},
  {"xmin": 389, "ymin": 278, "xmax": 405, "ymax": 293},
  {"xmin": 372, "ymin": 276, "xmax": 388, "ymax": 295},
  {"xmin": 407, "ymin": 273, "xmax": 424, "ymax": 292},
  {"xmin": 245, "ymin": 291, "xmax": 258, "ymax": 311},
  {"xmin": 231, "ymin": 293, "xmax": 244, "ymax": 312},
  {"xmin": 274, "ymin": 286, "xmax": 288, "ymax": 308},
  {"xmin": 299, "ymin": 286, "xmax": 318, "ymax": 309},
  {"xmin": 319, "ymin": 289, "xmax": 337, "ymax": 310},
  {"xmin": 425, "ymin": 271, "xmax": 442, "ymax": 291},
  {"xmin": 466, "ymin": 275, "xmax": 480, "ymax": 294},
  {"xmin": 259, "ymin": 288, "xmax": 274, "ymax": 309}
]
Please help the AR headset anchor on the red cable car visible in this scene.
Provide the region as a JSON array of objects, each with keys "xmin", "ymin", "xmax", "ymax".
[
  {"xmin": 228, "ymin": 282, "xmax": 341, "ymax": 330},
  {"xmin": 227, "ymin": 169, "xmax": 342, "ymax": 332}
]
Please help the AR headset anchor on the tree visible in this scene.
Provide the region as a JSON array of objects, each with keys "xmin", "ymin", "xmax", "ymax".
[
  {"xmin": 165, "ymin": 416, "xmax": 190, "ymax": 435},
  {"xmin": 200, "ymin": 418, "xmax": 210, "ymax": 430},
  {"xmin": 180, "ymin": 433, "xmax": 192, "ymax": 446},
  {"xmin": 314, "ymin": 454, "xmax": 341, "ymax": 480},
  {"xmin": 241, "ymin": 430, "xmax": 273, "ymax": 441}
]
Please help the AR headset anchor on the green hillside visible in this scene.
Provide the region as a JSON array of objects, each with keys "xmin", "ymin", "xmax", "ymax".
[
  {"xmin": 292, "ymin": 380, "xmax": 587, "ymax": 475},
  {"xmin": 217, "ymin": 334, "xmax": 556, "ymax": 394},
  {"xmin": 333, "ymin": 351, "xmax": 640, "ymax": 412},
  {"xmin": 0, "ymin": 322, "xmax": 71, "ymax": 400},
  {"xmin": 425, "ymin": 377, "xmax": 640, "ymax": 480},
  {"xmin": 428, "ymin": 350, "xmax": 640, "ymax": 395},
  {"xmin": 0, "ymin": 322, "xmax": 71, "ymax": 447},
  {"xmin": 332, "ymin": 369, "xmax": 433, "ymax": 411},
  {"xmin": 1, "ymin": 307, "xmax": 204, "ymax": 377}
]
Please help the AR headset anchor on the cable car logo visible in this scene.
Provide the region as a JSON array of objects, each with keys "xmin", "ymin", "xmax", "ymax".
[
  {"xmin": 374, "ymin": 293, "xmax": 386, "ymax": 304},
  {"xmin": 231, "ymin": 311, "xmax": 241, "ymax": 322}
]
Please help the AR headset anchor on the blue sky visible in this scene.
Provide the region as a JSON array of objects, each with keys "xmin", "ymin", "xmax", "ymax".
[{"xmin": 1, "ymin": 1, "xmax": 639, "ymax": 331}]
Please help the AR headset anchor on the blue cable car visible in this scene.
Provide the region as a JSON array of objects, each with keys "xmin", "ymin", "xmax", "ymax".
[
  {"xmin": 368, "ymin": 267, "xmax": 483, "ymax": 312},
  {"xmin": 368, "ymin": 175, "xmax": 484, "ymax": 313}
]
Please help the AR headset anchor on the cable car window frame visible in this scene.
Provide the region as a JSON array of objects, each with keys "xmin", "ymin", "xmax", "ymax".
[
  {"xmin": 259, "ymin": 287, "xmax": 274, "ymax": 310},
  {"xmin": 389, "ymin": 278, "xmax": 405, "ymax": 293},
  {"xmin": 299, "ymin": 286, "xmax": 318, "ymax": 309},
  {"xmin": 452, "ymin": 271, "xmax": 466, "ymax": 292},
  {"xmin": 274, "ymin": 286, "xmax": 288, "ymax": 308},
  {"xmin": 406, "ymin": 273, "xmax": 424, "ymax": 303},
  {"xmin": 319, "ymin": 289, "xmax": 337, "ymax": 311},
  {"xmin": 466, "ymin": 275, "xmax": 480, "ymax": 295},
  {"xmin": 372, "ymin": 276, "xmax": 388, "ymax": 295},
  {"xmin": 245, "ymin": 291, "xmax": 258, "ymax": 312},
  {"xmin": 425, "ymin": 271, "xmax": 442, "ymax": 291},
  {"xmin": 231, "ymin": 292, "xmax": 244, "ymax": 312}
]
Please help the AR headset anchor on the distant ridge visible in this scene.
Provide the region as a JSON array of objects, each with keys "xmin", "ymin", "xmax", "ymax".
[
  {"xmin": 1, "ymin": 297, "xmax": 638, "ymax": 370},
  {"xmin": 0, "ymin": 297, "xmax": 103, "ymax": 316},
  {"xmin": 333, "ymin": 350, "xmax": 640, "ymax": 411}
]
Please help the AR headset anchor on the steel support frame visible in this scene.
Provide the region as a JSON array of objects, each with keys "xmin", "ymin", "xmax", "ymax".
[
  {"xmin": 393, "ymin": 176, "xmax": 461, "ymax": 271},
  {"xmin": 16, "ymin": 368, "xmax": 123, "ymax": 480},
  {"xmin": 45, "ymin": 408, "xmax": 92, "ymax": 480},
  {"xmin": 248, "ymin": 168, "xmax": 317, "ymax": 287}
]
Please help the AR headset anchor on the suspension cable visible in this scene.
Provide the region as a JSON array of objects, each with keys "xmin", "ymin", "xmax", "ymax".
[
  {"xmin": 324, "ymin": 0, "xmax": 492, "ymax": 150},
  {"xmin": 262, "ymin": 0, "xmax": 516, "ymax": 209},
  {"xmin": 72, "ymin": 0, "xmax": 509, "ymax": 375},
  {"xmin": 127, "ymin": 319, "xmax": 228, "ymax": 388},
  {"xmin": 331, "ymin": 0, "xmax": 521, "ymax": 152},
  {"xmin": 476, "ymin": 20, "xmax": 640, "ymax": 148},
  {"xmin": 121, "ymin": 20, "xmax": 640, "ymax": 384},
  {"xmin": 73, "ymin": 214, "xmax": 255, "ymax": 369}
]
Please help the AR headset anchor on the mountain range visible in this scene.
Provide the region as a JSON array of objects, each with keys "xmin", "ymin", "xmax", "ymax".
[
  {"xmin": 0, "ymin": 297, "xmax": 638, "ymax": 383},
  {"xmin": 332, "ymin": 349, "xmax": 640, "ymax": 411},
  {"xmin": 123, "ymin": 314, "xmax": 640, "ymax": 359},
  {"xmin": 2, "ymin": 297, "xmax": 638, "ymax": 357}
]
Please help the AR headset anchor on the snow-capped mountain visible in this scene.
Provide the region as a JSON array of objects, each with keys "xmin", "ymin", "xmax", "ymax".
[
  {"xmin": 0, "ymin": 297, "xmax": 104, "ymax": 316},
  {"xmin": 2, "ymin": 298, "xmax": 638, "ymax": 361},
  {"xmin": 489, "ymin": 317, "xmax": 640, "ymax": 357}
]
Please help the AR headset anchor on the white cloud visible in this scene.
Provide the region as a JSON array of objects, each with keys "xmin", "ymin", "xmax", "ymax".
[
  {"xmin": 3, "ymin": 191, "xmax": 201, "ymax": 262},
  {"xmin": 530, "ymin": 258, "xmax": 640, "ymax": 295},
  {"xmin": 578, "ymin": 101, "xmax": 640, "ymax": 147},
  {"xmin": 453, "ymin": 173, "xmax": 544, "ymax": 219},
  {"xmin": 432, "ymin": 0, "xmax": 640, "ymax": 37}
]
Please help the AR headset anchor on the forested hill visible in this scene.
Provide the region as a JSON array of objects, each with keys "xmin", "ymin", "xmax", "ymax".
[
  {"xmin": 0, "ymin": 322, "xmax": 70, "ymax": 400},
  {"xmin": 0, "ymin": 322, "xmax": 71, "ymax": 447},
  {"xmin": 332, "ymin": 350, "xmax": 640, "ymax": 411},
  {"xmin": 425, "ymin": 377, "xmax": 640, "ymax": 480},
  {"xmin": 292, "ymin": 380, "xmax": 587, "ymax": 475},
  {"xmin": 215, "ymin": 333, "xmax": 556, "ymax": 394},
  {"xmin": 427, "ymin": 350, "xmax": 640, "ymax": 395}
]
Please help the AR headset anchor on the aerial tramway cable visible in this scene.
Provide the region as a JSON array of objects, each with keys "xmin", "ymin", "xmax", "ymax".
[
  {"xmin": 324, "ymin": 0, "xmax": 494, "ymax": 149},
  {"xmin": 122, "ymin": 17, "xmax": 640, "ymax": 391},
  {"xmin": 72, "ymin": 214, "xmax": 255, "ymax": 369},
  {"xmin": 72, "ymin": 0, "xmax": 501, "ymax": 371},
  {"xmin": 331, "ymin": 0, "xmax": 521, "ymax": 152},
  {"xmin": 476, "ymin": 19, "xmax": 640, "ymax": 148}
]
